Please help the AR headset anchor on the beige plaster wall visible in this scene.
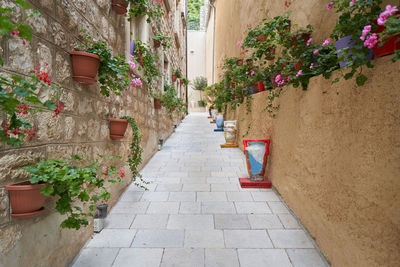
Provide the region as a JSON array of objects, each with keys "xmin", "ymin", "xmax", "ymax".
[
  {"xmin": 0, "ymin": 0, "xmax": 186, "ymax": 266},
  {"xmin": 211, "ymin": 0, "xmax": 400, "ymax": 266}
]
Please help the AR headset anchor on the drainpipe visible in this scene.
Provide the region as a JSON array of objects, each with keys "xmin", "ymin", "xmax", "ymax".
[
  {"xmin": 209, "ymin": 0, "xmax": 216, "ymax": 84},
  {"xmin": 185, "ymin": 0, "xmax": 189, "ymax": 112}
]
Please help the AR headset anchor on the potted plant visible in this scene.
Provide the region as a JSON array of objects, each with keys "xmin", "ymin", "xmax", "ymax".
[
  {"xmin": 132, "ymin": 40, "xmax": 160, "ymax": 89},
  {"xmin": 108, "ymin": 118, "xmax": 129, "ymax": 139},
  {"xmin": 112, "ymin": 0, "xmax": 128, "ymax": 15},
  {"xmin": 153, "ymin": 33, "xmax": 172, "ymax": 50},
  {"xmin": 22, "ymin": 154, "xmax": 124, "ymax": 229},
  {"xmin": 151, "ymin": 91, "xmax": 163, "ymax": 110},
  {"xmin": 198, "ymin": 99, "xmax": 206, "ymax": 107},
  {"xmin": 172, "ymin": 69, "xmax": 182, "ymax": 82},
  {"xmin": 5, "ymin": 181, "xmax": 47, "ymax": 218},
  {"xmin": 127, "ymin": 0, "xmax": 164, "ymax": 23},
  {"xmin": 70, "ymin": 33, "xmax": 131, "ymax": 95}
]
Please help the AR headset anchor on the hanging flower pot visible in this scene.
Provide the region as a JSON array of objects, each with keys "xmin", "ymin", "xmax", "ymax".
[
  {"xmin": 237, "ymin": 59, "xmax": 243, "ymax": 66},
  {"xmin": 335, "ymin": 35, "xmax": 374, "ymax": 68},
  {"xmin": 108, "ymin": 118, "xmax": 128, "ymax": 139},
  {"xmin": 154, "ymin": 99, "xmax": 162, "ymax": 109},
  {"xmin": 243, "ymin": 139, "xmax": 270, "ymax": 181},
  {"xmin": 290, "ymin": 32, "xmax": 311, "ymax": 46},
  {"xmin": 154, "ymin": 39, "xmax": 161, "ymax": 48},
  {"xmin": 180, "ymin": 79, "xmax": 184, "ymax": 85},
  {"xmin": 172, "ymin": 74, "xmax": 178, "ymax": 82},
  {"xmin": 69, "ymin": 51, "xmax": 100, "ymax": 85},
  {"xmin": 5, "ymin": 181, "xmax": 47, "ymax": 218},
  {"xmin": 111, "ymin": 0, "xmax": 128, "ymax": 15},
  {"xmin": 266, "ymin": 47, "xmax": 276, "ymax": 60},
  {"xmin": 372, "ymin": 13, "xmax": 400, "ymax": 58}
]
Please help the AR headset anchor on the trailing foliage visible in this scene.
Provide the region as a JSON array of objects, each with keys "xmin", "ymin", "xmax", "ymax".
[
  {"xmin": 133, "ymin": 40, "xmax": 160, "ymax": 88},
  {"xmin": 127, "ymin": 0, "xmax": 164, "ymax": 24},
  {"xmin": 120, "ymin": 116, "xmax": 149, "ymax": 190},
  {"xmin": 192, "ymin": 76, "xmax": 207, "ymax": 91},
  {"xmin": 153, "ymin": 32, "xmax": 172, "ymax": 50},
  {"xmin": 26, "ymin": 154, "xmax": 124, "ymax": 230}
]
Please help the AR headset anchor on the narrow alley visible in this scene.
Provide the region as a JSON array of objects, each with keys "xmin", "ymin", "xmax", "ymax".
[{"xmin": 72, "ymin": 113, "xmax": 328, "ymax": 267}]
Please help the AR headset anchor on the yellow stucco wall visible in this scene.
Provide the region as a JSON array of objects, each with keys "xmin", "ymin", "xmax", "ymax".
[{"xmin": 207, "ymin": 0, "xmax": 400, "ymax": 266}]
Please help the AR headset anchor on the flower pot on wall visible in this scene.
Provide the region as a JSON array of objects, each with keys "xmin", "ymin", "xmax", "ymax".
[
  {"xmin": 154, "ymin": 99, "xmax": 162, "ymax": 109},
  {"xmin": 108, "ymin": 118, "xmax": 128, "ymax": 139},
  {"xmin": 180, "ymin": 79, "xmax": 184, "ymax": 85},
  {"xmin": 5, "ymin": 181, "xmax": 47, "ymax": 218},
  {"xmin": 372, "ymin": 13, "xmax": 400, "ymax": 58},
  {"xmin": 237, "ymin": 59, "xmax": 243, "ymax": 66},
  {"xmin": 254, "ymin": 81, "xmax": 265, "ymax": 93},
  {"xmin": 172, "ymin": 74, "xmax": 178, "ymax": 82},
  {"xmin": 266, "ymin": 48, "xmax": 276, "ymax": 60},
  {"xmin": 69, "ymin": 51, "xmax": 100, "ymax": 85},
  {"xmin": 335, "ymin": 35, "xmax": 374, "ymax": 68},
  {"xmin": 111, "ymin": 0, "xmax": 128, "ymax": 15},
  {"xmin": 243, "ymin": 139, "xmax": 270, "ymax": 181},
  {"xmin": 153, "ymin": 39, "xmax": 161, "ymax": 48}
]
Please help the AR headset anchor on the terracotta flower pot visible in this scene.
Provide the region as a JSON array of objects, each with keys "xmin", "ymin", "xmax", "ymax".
[
  {"xmin": 266, "ymin": 48, "xmax": 275, "ymax": 60},
  {"xmin": 172, "ymin": 74, "xmax": 178, "ymax": 82},
  {"xmin": 154, "ymin": 39, "xmax": 161, "ymax": 48},
  {"xmin": 254, "ymin": 81, "xmax": 265, "ymax": 93},
  {"xmin": 108, "ymin": 118, "xmax": 128, "ymax": 139},
  {"xmin": 180, "ymin": 79, "xmax": 184, "ymax": 85},
  {"xmin": 154, "ymin": 99, "xmax": 162, "ymax": 109},
  {"xmin": 5, "ymin": 181, "xmax": 47, "ymax": 218},
  {"xmin": 290, "ymin": 32, "xmax": 311, "ymax": 46},
  {"xmin": 112, "ymin": 0, "xmax": 128, "ymax": 15},
  {"xmin": 69, "ymin": 51, "xmax": 100, "ymax": 85}
]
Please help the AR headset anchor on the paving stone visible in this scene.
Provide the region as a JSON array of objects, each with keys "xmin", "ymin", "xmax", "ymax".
[
  {"xmin": 130, "ymin": 214, "xmax": 168, "ymax": 229},
  {"xmin": 202, "ymin": 202, "xmax": 236, "ymax": 214},
  {"xmin": 205, "ymin": 248, "xmax": 240, "ymax": 267},
  {"xmin": 248, "ymin": 214, "xmax": 284, "ymax": 229},
  {"xmin": 161, "ymin": 248, "xmax": 204, "ymax": 267},
  {"xmin": 112, "ymin": 248, "xmax": 163, "ymax": 267},
  {"xmin": 104, "ymin": 214, "xmax": 136, "ymax": 229},
  {"xmin": 182, "ymin": 177, "xmax": 207, "ymax": 184},
  {"xmin": 268, "ymin": 201, "xmax": 290, "ymax": 214},
  {"xmin": 182, "ymin": 183, "xmax": 210, "ymax": 192},
  {"xmin": 287, "ymin": 249, "xmax": 327, "ymax": 267},
  {"xmin": 251, "ymin": 192, "xmax": 280, "ymax": 201},
  {"xmin": 184, "ymin": 230, "xmax": 224, "ymax": 248},
  {"xmin": 238, "ymin": 249, "xmax": 292, "ymax": 267},
  {"xmin": 168, "ymin": 192, "xmax": 196, "ymax": 201},
  {"xmin": 215, "ymin": 215, "xmax": 250, "ymax": 229},
  {"xmin": 87, "ymin": 229, "xmax": 137, "ymax": 248},
  {"xmin": 119, "ymin": 191, "xmax": 144, "ymax": 202},
  {"xmin": 235, "ymin": 202, "xmax": 271, "ymax": 214},
  {"xmin": 179, "ymin": 202, "xmax": 201, "ymax": 214},
  {"xmin": 211, "ymin": 183, "xmax": 239, "ymax": 191},
  {"xmin": 156, "ymin": 184, "xmax": 183, "ymax": 192},
  {"xmin": 278, "ymin": 213, "xmax": 301, "ymax": 229},
  {"xmin": 268, "ymin": 230, "xmax": 314, "ymax": 248},
  {"xmin": 227, "ymin": 192, "xmax": 253, "ymax": 201},
  {"xmin": 197, "ymin": 192, "xmax": 227, "ymax": 202},
  {"xmin": 167, "ymin": 214, "xmax": 214, "ymax": 229},
  {"xmin": 131, "ymin": 229, "xmax": 184, "ymax": 248},
  {"xmin": 207, "ymin": 177, "xmax": 231, "ymax": 184},
  {"xmin": 110, "ymin": 202, "xmax": 149, "ymax": 214},
  {"xmin": 72, "ymin": 248, "xmax": 119, "ymax": 267},
  {"xmin": 146, "ymin": 202, "xmax": 179, "ymax": 214},
  {"xmin": 156, "ymin": 178, "xmax": 182, "ymax": 184},
  {"xmin": 141, "ymin": 192, "xmax": 169, "ymax": 201},
  {"xmin": 224, "ymin": 230, "xmax": 273, "ymax": 248}
]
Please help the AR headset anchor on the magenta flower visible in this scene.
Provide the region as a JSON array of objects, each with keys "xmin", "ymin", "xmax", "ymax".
[
  {"xmin": 313, "ymin": 49, "xmax": 319, "ymax": 55},
  {"xmin": 377, "ymin": 6, "xmax": 398, "ymax": 25},
  {"xmin": 250, "ymin": 71, "xmax": 255, "ymax": 76},
  {"xmin": 309, "ymin": 63, "xmax": 314, "ymax": 69},
  {"xmin": 296, "ymin": 70, "xmax": 302, "ymax": 77},
  {"xmin": 129, "ymin": 61, "xmax": 136, "ymax": 69},
  {"xmin": 350, "ymin": 0, "xmax": 356, "ymax": 7},
  {"xmin": 306, "ymin": 38, "xmax": 312, "ymax": 46},
  {"xmin": 326, "ymin": 1, "xmax": 333, "ymax": 10},
  {"xmin": 386, "ymin": 5, "xmax": 398, "ymax": 15},
  {"xmin": 364, "ymin": 34, "xmax": 378, "ymax": 49},
  {"xmin": 236, "ymin": 41, "xmax": 243, "ymax": 47},
  {"xmin": 322, "ymin": 38, "xmax": 331, "ymax": 46},
  {"xmin": 360, "ymin": 25, "xmax": 371, "ymax": 41}
]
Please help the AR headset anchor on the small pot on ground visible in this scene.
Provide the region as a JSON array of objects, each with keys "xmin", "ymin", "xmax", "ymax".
[
  {"xmin": 5, "ymin": 181, "xmax": 47, "ymax": 218},
  {"xmin": 69, "ymin": 51, "xmax": 100, "ymax": 85},
  {"xmin": 108, "ymin": 118, "xmax": 128, "ymax": 139},
  {"xmin": 154, "ymin": 99, "xmax": 162, "ymax": 109},
  {"xmin": 96, "ymin": 204, "xmax": 108, "ymax": 218},
  {"xmin": 111, "ymin": 0, "xmax": 128, "ymax": 15}
]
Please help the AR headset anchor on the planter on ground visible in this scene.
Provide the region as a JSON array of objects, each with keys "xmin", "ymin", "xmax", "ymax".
[
  {"xmin": 69, "ymin": 51, "xmax": 100, "ymax": 85},
  {"xmin": 108, "ymin": 118, "xmax": 128, "ymax": 139},
  {"xmin": 5, "ymin": 181, "xmax": 47, "ymax": 218},
  {"xmin": 243, "ymin": 139, "xmax": 271, "ymax": 181},
  {"xmin": 111, "ymin": 0, "xmax": 128, "ymax": 15}
]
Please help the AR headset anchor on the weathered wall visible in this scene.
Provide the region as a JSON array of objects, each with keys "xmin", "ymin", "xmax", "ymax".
[
  {"xmin": 209, "ymin": 0, "xmax": 400, "ymax": 266},
  {"xmin": 0, "ymin": 0, "xmax": 186, "ymax": 266},
  {"xmin": 188, "ymin": 30, "xmax": 206, "ymax": 112}
]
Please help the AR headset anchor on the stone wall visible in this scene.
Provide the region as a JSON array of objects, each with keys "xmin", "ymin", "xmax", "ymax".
[
  {"xmin": 0, "ymin": 0, "xmax": 186, "ymax": 266},
  {"xmin": 208, "ymin": 0, "xmax": 400, "ymax": 266}
]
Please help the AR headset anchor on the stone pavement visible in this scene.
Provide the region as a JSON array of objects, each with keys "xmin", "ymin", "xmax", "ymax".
[{"xmin": 72, "ymin": 113, "xmax": 329, "ymax": 267}]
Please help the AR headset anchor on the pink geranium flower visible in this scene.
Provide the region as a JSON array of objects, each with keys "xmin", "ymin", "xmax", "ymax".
[
  {"xmin": 296, "ymin": 70, "xmax": 302, "ymax": 77},
  {"xmin": 322, "ymin": 38, "xmax": 331, "ymax": 46},
  {"xmin": 360, "ymin": 25, "xmax": 371, "ymax": 41},
  {"xmin": 363, "ymin": 34, "xmax": 378, "ymax": 48},
  {"xmin": 377, "ymin": 5, "xmax": 398, "ymax": 25},
  {"xmin": 306, "ymin": 38, "xmax": 312, "ymax": 46},
  {"xmin": 350, "ymin": 0, "xmax": 356, "ymax": 7},
  {"xmin": 313, "ymin": 49, "xmax": 319, "ymax": 55},
  {"xmin": 236, "ymin": 41, "xmax": 243, "ymax": 47},
  {"xmin": 309, "ymin": 63, "xmax": 314, "ymax": 69},
  {"xmin": 326, "ymin": 2, "xmax": 333, "ymax": 10}
]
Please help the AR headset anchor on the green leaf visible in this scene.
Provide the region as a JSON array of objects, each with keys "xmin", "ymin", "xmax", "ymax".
[
  {"xmin": 15, "ymin": 0, "xmax": 32, "ymax": 9},
  {"xmin": 356, "ymin": 74, "xmax": 367, "ymax": 86}
]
